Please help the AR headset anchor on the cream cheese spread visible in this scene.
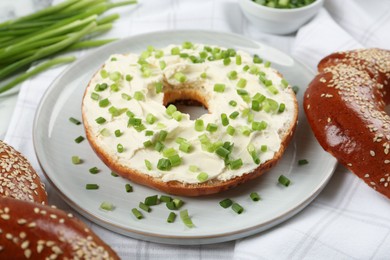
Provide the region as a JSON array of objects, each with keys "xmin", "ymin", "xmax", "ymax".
[{"xmin": 82, "ymin": 43, "xmax": 297, "ymax": 184}]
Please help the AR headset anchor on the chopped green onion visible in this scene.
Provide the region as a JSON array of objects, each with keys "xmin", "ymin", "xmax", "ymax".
[
  {"xmin": 69, "ymin": 117, "xmax": 81, "ymax": 125},
  {"xmin": 167, "ymin": 212, "xmax": 177, "ymax": 223},
  {"xmin": 114, "ymin": 129, "xmax": 122, "ymax": 137},
  {"xmin": 174, "ymin": 72, "xmax": 187, "ymax": 83},
  {"xmin": 163, "ymin": 147, "xmax": 177, "ymax": 157},
  {"xmin": 247, "ymin": 143, "xmax": 260, "ymax": 164},
  {"xmin": 100, "ymin": 128, "xmax": 110, "ymax": 137},
  {"xmin": 171, "ymin": 47, "xmax": 180, "ymax": 55},
  {"xmin": 206, "ymin": 123, "xmax": 218, "ymax": 133},
  {"xmin": 264, "ymin": 61, "xmax": 271, "ymax": 68},
  {"xmin": 179, "ymin": 141, "xmax": 192, "ymax": 153},
  {"xmin": 132, "ymin": 208, "xmax": 143, "ymax": 219},
  {"xmin": 95, "ymin": 83, "xmax": 108, "ymax": 92},
  {"xmin": 292, "ymin": 85, "xmax": 299, "ymax": 94},
  {"xmin": 200, "ymin": 72, "xmax": 207, "ymax": 79},
  {"xmin": 243, "ymin": 65, "xmax": 250, "ymax": 71},
  {"xmin": 156, "ymin": 122, "xmax": 166, "ymax": 129},
  {"xmin": 229, "ymin": 111, "xmax": 239, "ymax": 119},
  {"xmin": 134, "ymin": 91, "xmax": 145, "ymax": 101},
  {"xmin": 166, "ymin": 104, "xmax": 177, "ymax": 116},
  {"xmin": 221, "ymin": 113, "xmax": 229, "ymax": 126},
  {"xmin": 71, "ymin": 156, "xmax": 81, "ymax": 165},
  {"xmin": 144, "ymin": 159, "xmax": 153, "ymax": 170},
  {"xmin": 166, "ymin": 201, "xmax": 176, "ymax": 210},
  {"xmin": 143, "ymin": 140, "xmax": 153, "ymax": 148},
  {"xmin": 232, "ymin": 203, "xmax": 244, "ymax": 214},
  {"xmin": 236, "ymin": 55, "xmax": 242, "ymax": 65},
  {"xmin": 100, "ymin": 70, "xmax": 108, "ymax": 79},
  {"xmin": 146, "ymin": 113, "xmax": 156, "ymax": 124},
  {"xmin": 159, "ymin": 60, "xmax": 167, "ymax": 70},
  {"xmin": 197, "ymin": 172, "xmax": 208, "ymax": 182},
  {"xmin": 158, "ymin": 130, "xmax": 168, "ymax": 142},
  {"xmin": 111, "ymin": 172, "xmax": 119, "ymax": 177},
  {"xmin": 267, "ymin": 85, "xmax": 279, "ymax": 95},
  {"xmin": 278, "ymin": 103, "xmax": 286, "ymax": 113},
  {"xmin": 168, "ymin": 154, "xmax": 182, "ymax": 167},
  {"xmin": 121, "ymin": 93, "xmax": 132, "ymax": 101},
  {"xmin": 252, "ymin": 121, "xmax": 268, "ymax": 131},
  {"xmin": 157, "ymin": 158, "xmax": 171, "ymax": 171},
  {"xmin": 125, "ymin": 184, "xmax": 133, "ymax": 193},
  {"xmin": 95, "ymin": 117, "xmax": 106, "ymax": 124},
  {"xmin": 182, "ymin": 41, "xmax": 193, "ymax": 49},
  {"xmin": 86, "ymin": 184, "xmax": 99, "ymax": 190},
  {"xmin": 250, "ymin": 192, "xmax": 261, "ymax": 201},
  {"xmin": 230, "ymin": 158, "xmax": 243, "ymax": 170},
  {"xmin": 237, "ymin": 78, "xmax": 247, "ymax": 88},
  {"xmin": 281, "ymin": 79, "xmax": 289, "ymax": 88},
  {"xmin": 91, "ymin": 92, "xmax": 100, "ymax": 101},
  {"xmin": 219, "ymin": 198, "xmax": 233, "ymax": 208},
  {"xmin": 172, "ymin": 111, "xmax": 182, "ymax": 121},
  {"xmin": 298, "ymin": 159, "xmax": 309, "ymax": 165},
  {"xmin": 223, "ymin": 57, "xmax": 231, "ymax": 66},
  {"xmin": 213, "ymin": 83, "xmax": 225, "ymax": 93},
  {"xmin": 216, "ymin": 146, "xmax": 230, "ymax": 159},
  {"xmin": 144, "ymin": 195, "xmax": 159, "ymax": 206},
  {"xmin": 117, "ymin": 143, "xmax": 124, "ymax": 153},
  {"xmin": 189, "ymin": 165, "xmax": 199, "ymax": 172},
  {"xmin": 253, "ymin": 55, "xmax": 263, "ymax": 64},
  {"xmin": 139, "ymin": 202, "xmax": 151, "ymax": 213},
  {"xmin": 109, "ymin": 71, "xmax": 121, "ymax": 82},
  {"xmin": 154, "ymin": 141, "xmax": 165, "ymax": 152},
  {"xmin": 74, "ymin": 136, "xmax": 84, "ymax": 144},
  {"xmin": 195, "ymin": 119, "xmax": 204, "ymax": 131},
  {"xmin": 89, "ymin": 167, "xmax": 99, "ymax": 174},
  {"xmin": 180, "ymin": 209, "xmax": 195, "ymax": 228},
  {"xmin": 229, "ymin": 100, "xmax": 237, "ymax": 107},
  {"xmin": 240, "ymin": 126, "xmax": 252, "ymax": 136},
  {"xmin": 99, "ymin": 98, "xmax": 110, "ymax": 108},
  {"xmin": 261, "ymin": 145, "xmax": 268, "ymax": 152},
  {"xmin": 160, "ymin": 195, "xmax": 172, "ymax": 203},
  {"xmin": 226, "ymin": 125, "xmax": 235, "ymax": 136},
  {"xmin": 100, "ymin": 202, "xmax": 114, "ymax": 211},
  {"xmin": 145, "ymin": 130, "xmax": 154, "ymax": 136},
  {"xmin": 125, "ymin": 74, "xmax": 133, "ymax": 82},
  {"xmin": 278, "ymin": 175, "xmax": 291, "ymax": 187},
  {"xmin": 173, "ymin": 198, "xmax": 184, "ymax": 209}
]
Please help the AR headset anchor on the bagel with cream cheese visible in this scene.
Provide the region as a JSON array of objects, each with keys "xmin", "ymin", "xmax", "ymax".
[
  {"xmin": 82, "ymin": 42, "xmax": 298, "ymax": 196},
  {"xmin": 304, "ymin": 48, "xmax": 390, "ymax": 199}
]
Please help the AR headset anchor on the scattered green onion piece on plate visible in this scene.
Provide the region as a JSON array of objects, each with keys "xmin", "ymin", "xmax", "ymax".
[
  {"xmin": 219, "ymin": 198, "xmax": 233, "ymax": 208},
  {"xmin": 232, "ymin": 203, "xmax": 244, "ymax": 214},
  {"xmin": 86, "ymin": 184, "xmax": 99, "ymax": 190},
  {"xmin": 278, "ymin": 175, "xmax": 291, "ymax": 187},
  {"xmin": 132, "ymin": 208, "xmax": 143, "ymax": 219},
  {"xmin": 167, "ymin": 212, "xmax": 177, "ymax": 223},
  {"xmin": 250, "ymin": 192, "xmax": 261, "ymax": 201},
  {"xmin": 180, "ymin": 209, "xmax": 195, "ymax": 228},
  {"xmin": 69, "ymin": 117, "xmax": 81, "ymax": 125}
]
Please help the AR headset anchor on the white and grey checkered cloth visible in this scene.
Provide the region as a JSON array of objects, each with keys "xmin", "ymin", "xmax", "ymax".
[{"xmin": 3, "ymin": 0, "xmax": 390, "ymax": 259}]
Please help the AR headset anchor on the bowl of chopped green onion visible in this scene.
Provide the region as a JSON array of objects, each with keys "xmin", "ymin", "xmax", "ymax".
[{"xmin": 239, "ymin": 0, "xmax": 323, "ymax": 34}]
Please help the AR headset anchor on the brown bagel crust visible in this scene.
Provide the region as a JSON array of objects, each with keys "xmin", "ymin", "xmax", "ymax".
[
  {"xmin": 0, "ymin": 196, "xmax": 119, "ymax": 259},
  {"xmin": 83, "ymin": 85, "xmax": 298, "ymax": 196},
  {"xmin": 0, "ymin": 140, "xmax": 48, "ymax": 204},
  {"xmin": 304, "ymin": 48, "xmax": 390, "ymax": 199}
]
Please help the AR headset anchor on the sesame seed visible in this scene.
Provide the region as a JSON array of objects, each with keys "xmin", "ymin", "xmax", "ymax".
[{"xmin": 370, "ymin": 150, "xmax": 376, "ymax": 157}]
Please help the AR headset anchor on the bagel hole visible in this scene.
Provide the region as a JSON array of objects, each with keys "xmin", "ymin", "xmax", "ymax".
[
  {"xmin": 169, "ymin": 100, "xmax": 208, "ymax": 120},
  {"xmin": 163, "ymin": 90, "xmax": 209, "ymax": 119}
]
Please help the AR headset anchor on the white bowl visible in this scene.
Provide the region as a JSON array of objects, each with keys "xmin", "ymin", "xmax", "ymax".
[{"xmin": 239, "ymin": 0, "xmax": 323, "ymax": 35}]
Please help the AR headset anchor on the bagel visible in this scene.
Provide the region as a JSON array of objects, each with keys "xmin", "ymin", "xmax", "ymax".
[
  {"xmin": 304, "ymin": 48, "xmax": 390, "ymax": 199},
  {"xmin": 0, "ymin": 140, "xmax": 47, "ymax": 204},
  {"xmin": 82, "ymin": 42, "xmax": 298, "ymax": 196},
  {"xmin": 0, "ymin": 196, "xmax": 119, "ymax": 259}
]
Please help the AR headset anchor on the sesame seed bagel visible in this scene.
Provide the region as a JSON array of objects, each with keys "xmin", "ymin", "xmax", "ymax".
[
  {"xmin": 0, "ymin": 196, "xmax": 119, "ymax": 259},
  {"xmin": 0, "ymin": 140, "xmax": 47, "ymax": 204},
  {"xmin": 82, "ymin": 43, "xmax": 298, "ymax": 196},
  {"xmin": 304, "ymin": 48, "xmax": 390, "ymax": 199}
]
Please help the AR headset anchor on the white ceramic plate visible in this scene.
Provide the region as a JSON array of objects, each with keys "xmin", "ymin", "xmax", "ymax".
[{"xmin": 33, "ymin": 30, "xmax": 337, "ymax": 245}]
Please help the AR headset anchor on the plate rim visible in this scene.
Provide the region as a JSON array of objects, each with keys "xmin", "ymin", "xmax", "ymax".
[{"xmin": 33, "ymin": 29, "xmax": 337, "ymax": 245}]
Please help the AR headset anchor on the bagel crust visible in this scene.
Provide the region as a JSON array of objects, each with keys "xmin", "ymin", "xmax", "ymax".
[
  {"xmin": 304, "ymin": 49, "xmax": 390, "ymax": 199},
  {"xmin": 82, "ymin": 43, "xmax": 298, "ymax": 196},
  {"xmin": 0, "ymin": 140, "xmax": 47, "ymax": 204},
  {"xmin": 0, "ymin": 196, "xmax": 119, "ymax": 259}
]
